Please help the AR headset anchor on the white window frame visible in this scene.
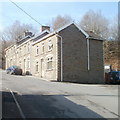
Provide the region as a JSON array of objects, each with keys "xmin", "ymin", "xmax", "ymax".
[
  {"xmin": 11, "ymin": 48, "xmax": 12, "ymax": 54},
  {"xmin": 48, "ymin": 40, "xmax": 53, "ymax": 51},
  {"xmin": 36, "ymin": 46, "xmax": 39, "ymax": 55},
  {"xmin": 19, "ymin": 61, "xmax": 21, "ymax": 68},
  {"xmin": 47, "ymin": 57, "xmax": 53, "ymax": 70},
  {"xmin": 42, "ymin": 43, "xmax": 44, "ymax": 54},
  {"xmin": 35, "ymin": 61, "xmax": 39, "ymax": 73},
  {"xmin": 24, "ymin": 45, "xmax": 26, "ymax": 55},
  {"xmin": 14, "ymin": 46, "xmax": 15, "ymax": 53},
  {"xmin": 28, "ymin": 43, "xmax": 30, "ymax": 53},
  {"xmin": 19, "ymin": 48, "xmax": 22, "ymax": 57}
]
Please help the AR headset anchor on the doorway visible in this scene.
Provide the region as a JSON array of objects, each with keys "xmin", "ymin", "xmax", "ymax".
[
  {"xmin": 24, "ymin": 59, "xmax": 26, "ymax": 73},
  {"xmin": 41, "ymin": 59, "xmax": 44, "ymax": 78}
]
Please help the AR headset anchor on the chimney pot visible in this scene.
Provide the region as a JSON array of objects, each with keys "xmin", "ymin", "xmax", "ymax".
[
  {"xmin": 24, "ymin": 31, "xmax": 32, "ymax": 37},
  {"xmin": 40, "ymin": 26, "xmax": 50, "ymax": 32}
]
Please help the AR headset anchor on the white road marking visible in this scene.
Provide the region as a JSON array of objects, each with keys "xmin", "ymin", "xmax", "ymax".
[
  {"xmin": 9, "ymin": 89, "xmax": 26, "ymax": 120},
  {"xmin": 5, "ymin": 88, "xmax": 22, "ymax": 95}
]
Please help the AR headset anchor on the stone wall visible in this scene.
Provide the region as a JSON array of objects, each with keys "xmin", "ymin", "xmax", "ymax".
[
  {"xmin": 58, "ymin": 24, "xmax": 104, "ymax": 83},
  {"xmin": 32, "ymin": 35, "xmax": 58, "ymax": 81}
]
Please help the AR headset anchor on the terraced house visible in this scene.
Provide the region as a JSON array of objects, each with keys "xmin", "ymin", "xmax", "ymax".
[{"xmin": 5, "ymin": 23, "xmax": 105, "ymax": 83}]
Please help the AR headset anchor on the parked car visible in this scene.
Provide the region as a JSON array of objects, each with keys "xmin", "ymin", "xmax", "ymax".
[
  {"xmin": 105, "ymin": 71, "xmax": 120, "ymax": 84},
  {"xmin": 6, "ymin": 66, "xmax": 22, "ymax": 75}
]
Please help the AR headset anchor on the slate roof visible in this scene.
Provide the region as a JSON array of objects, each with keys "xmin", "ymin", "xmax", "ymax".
[
  {"xmin": 32, "ymin": 22, "xmax": 105, "ymax": 45},
  {"xmin": 5, "ymin": 22, "xmax": 105, "ymax": 49},
  {"xmin": 32, "ymin": 30, "xmax": 50, "ymax": 41},
  {"xmin": 85, "ymin": 31, "xmax": 104, "ymax": 41},
  {"xmin": 16, "ymin": 35, "xmax": 32, "ymax": 45}
]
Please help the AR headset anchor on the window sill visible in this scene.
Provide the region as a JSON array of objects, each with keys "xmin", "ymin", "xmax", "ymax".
[
  {"xmin": 41, "ymin": 52, "xmax": 44, "ymax": 55},
  {"xmin": 35, "ymin": 54, "xmax": 39, "ymax": 57},
  {"xmin": 46, "ymin": 69, "xmax": 53, "ymax": 71},
  {"xmin": 48, "ymin": 49, "xmax": 52, "ymax": 52},
  {"xmin": 35, "ymin": 72, "xmax": 39, "ymax": 74}
]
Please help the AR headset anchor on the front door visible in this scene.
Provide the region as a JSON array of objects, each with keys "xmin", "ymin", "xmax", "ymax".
[
  {"xmin": 41, "ymin": 59, "xmax": 44, "ymax": 78},
  {"xmin": 24, "ymin": 59, "xmax": 26, "ymax": 73}
]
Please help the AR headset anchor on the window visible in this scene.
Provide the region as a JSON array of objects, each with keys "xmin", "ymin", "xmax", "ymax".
[
  {"xmin": 11, "ymin": 48, "xmax": 12, "ymax": 54},
  {"xmin": 42, "ymin": 43, "xmax": 44, "ymax": 53},
  {"xmin": 24, "ymin": 59, "xmax": 26, "ymax": 71},
  {"xmin": 28, "ymin": 43, "xmax": 30, "ymax": 53},
  {"xmin": 14, "ymin": 46, "xmax": 16, "ymax": 53},
  {"xmin": 7, "ymin": 50, "xmax": 9, "ymax": 56},
  {"xmin": 16, "ymin": 50, "xmax": 18, "ymax": 54},
  {"xmin": 19, "ymin": 48, "xmax": 22, "ymax": 56},
  {"xmin": 10, "ymin": 59, "xmax": 12, "ymax": 66},
  {"xmin": 5, "ymin": 52, "xmax": 7, "ymax": 56},
  {"xmin": 36, "ymin": 61, "xmax": 39, "ymax": 72},
  {"xmin": 7, "ymin": 60, "xmax": 9, "ymax": 68},
  {"xmin": 13, "ymin": 48, "xmax": 14, "ymax": 53},
  {"xmin": 10, "ymin": 49, "xmax": 11, "ymax": 54},
  {"xmin": 24, "ymin": 45, "xmax": 26, "ymax": 55},
  {"xmin": 16, "ymin": 50, "xmax": 18, "ymax": 57},
  {"xmin": 13, "ymin": 47, "xmax": 15, "ymax": 53},
  {"xmin": 48, "ymin": 40, "xmax": 53, "ymax": 51},
  {"xmin": 12, "ymin": 48, "xmax": 13, "ymax": 53},
  {"xmin": 36, "ymin": 46, "xmax": 39, "ymax": 55},
  {"xmin": 13, "ymin": 58, "xmax": 15, "ymax": 65},
  {"xmin": 47, "ymin": 57, "xmax": 53, "ymax": 70}
]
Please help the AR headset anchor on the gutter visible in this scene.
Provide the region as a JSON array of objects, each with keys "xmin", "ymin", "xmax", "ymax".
[
  {"xmin": 55, "ymin": 33, "xmax": 63, "ymax": 82},
  {"xmin": 87, "ymin": 38, "xmax": 90, "ymax": 71}
]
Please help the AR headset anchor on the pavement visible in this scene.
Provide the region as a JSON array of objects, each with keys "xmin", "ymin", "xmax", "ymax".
[{"xmin": 1, "ymin": 70, "xmax": 119, "ymax": 119}]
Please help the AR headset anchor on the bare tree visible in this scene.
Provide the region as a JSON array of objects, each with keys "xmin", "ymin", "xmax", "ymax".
[
  {"xmin": 79, "ymin": 10, "xmax": 109, "ymax": 39},
  {"xmin": 50, "ymin": 15, "xmax": 73, "ymax": 31},
  {"xmin": 0, "ymin": 32, "xmax": 7, "ymax": 69},
  {"xmin": 80, "ymin": 10, "xmax": 119, "ymax": 70},
  {"xmin": 2, "ymin": 20, "xmax": 37, "ymax": 44},
  {"xmin": 104, "ymin": 16, "xmax": 119, "ymax": 70},
  {"xmin": 109, "ymin": 16, "xmax": 118, "ymax": 40},
  {"xmin": 0, "ymin": 21, "xmax": 37, "ymax": 69}
]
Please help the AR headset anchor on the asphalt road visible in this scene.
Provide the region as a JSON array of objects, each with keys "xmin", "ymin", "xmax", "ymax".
[{"xmin": 1, "ymin": 70, "xmax": 119, "ymax": 119}]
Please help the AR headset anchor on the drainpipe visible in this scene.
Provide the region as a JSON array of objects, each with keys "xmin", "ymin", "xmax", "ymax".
[
  {"xmin": 87, "ymin": 38, "xmax": 90, "ymax": 71},
  {"xmin": 29, "ymin": 43, "xmax": 31, "ymax": 75},
  {"xmin": 56, "ymin": 33, "xmax": 63, "ymax": 82}
]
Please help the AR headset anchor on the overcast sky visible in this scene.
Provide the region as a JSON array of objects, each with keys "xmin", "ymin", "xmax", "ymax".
[{"xmin": 0, "ymin": 1, "xmax": 118, "ymax": 32}]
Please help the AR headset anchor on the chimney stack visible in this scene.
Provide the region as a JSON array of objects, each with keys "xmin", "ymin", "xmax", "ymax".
[
  {"xmin": 40, "ymin": 26, "xmax": 50, "ymax": 32},
  {"xmin": 24, "ymin": 31, "xmax": 32, "ymax": 37}
]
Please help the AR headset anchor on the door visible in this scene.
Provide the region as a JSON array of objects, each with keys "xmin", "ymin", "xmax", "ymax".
[
  {"xmin": 41, "ymin": 59, "xmax": 44, "ymax": 78},
  {"xmin": 24, "ymin": 59, "xmax": 26, "ymax": 73}
]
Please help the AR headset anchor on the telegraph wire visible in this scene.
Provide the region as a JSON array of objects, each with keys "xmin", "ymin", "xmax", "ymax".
[{"xmin": 9, "ymin": 0, "xmax": 42, "ymax": 26}]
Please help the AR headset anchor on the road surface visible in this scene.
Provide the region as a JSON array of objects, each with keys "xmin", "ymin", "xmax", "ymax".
[{"xmin": 1, "ymin": 70, "xmax": 119, "ymax": 119}]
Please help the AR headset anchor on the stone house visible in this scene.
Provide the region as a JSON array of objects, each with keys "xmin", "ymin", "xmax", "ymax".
[
  {"xmin": 5, "ymin": 23, "xmax": 104, "ymax": 83},
  {"xmin": 5, "ymin": 44, "xmax": 17, "ymax": 68},
  {"xmin": 5, "ymin": 30, "xmax": 49, "ymax": 74}
]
